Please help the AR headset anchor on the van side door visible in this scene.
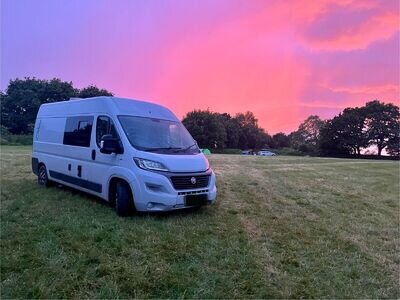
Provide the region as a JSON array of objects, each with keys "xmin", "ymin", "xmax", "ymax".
[
  {"xmin": 48, "ymin": 115, "xmax": 102, "ymax": 194},
  {"xmin": 89, "ymin": 115, "xmax": 123, "ymax": 199}
]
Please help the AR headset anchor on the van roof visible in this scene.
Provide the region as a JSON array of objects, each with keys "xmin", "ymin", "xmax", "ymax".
[{"xmin": 37, "ymin": 96, "xmax": 179, "ymax": 121}]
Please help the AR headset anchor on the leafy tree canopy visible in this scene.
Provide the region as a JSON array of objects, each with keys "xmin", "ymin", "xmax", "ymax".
[
  {"xmin": 1, "ymin": 77, "xmax": 398, "ymax": 157},
  {"xmin": 182, "ymin": 110, "xmax": 271, "ymax": 150},
  {"xmin": 272, "ymin": 132, "xmax": 290, "ymax": 148},
  {"xmin": 78, "ymin": 85, "xmax": 113, "ymax": 98},
  {"xmin": 364, "ymin": 100, "xmax": 399, "ymax": 156},
  {"xmin": 318, "ymin": 100, "xmax": 399, "ymax": 157},
  {"xmin": 289, "ymin": 115, "xmax": 324, "ymax": 154},
  {"xmin": 1, "ymin": 77, "xmax": 113, "ymax": 134}
]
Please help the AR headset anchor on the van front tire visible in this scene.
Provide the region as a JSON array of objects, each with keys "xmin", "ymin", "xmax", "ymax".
[{"xmin": 115, "ymin": 181, "xmax": 133, "ymax": 217}]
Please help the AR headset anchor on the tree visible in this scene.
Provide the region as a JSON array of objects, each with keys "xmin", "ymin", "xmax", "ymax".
[
  {"xmin": 78, "ymin": 85, "xmax": 113, "ymax": 98},
  {"xmin": 341, "ymin": 107, "xmax": 368, "ymax": 154},
  {"xmin": 182, "ymin": 110, "xmax": 227, "ymax": 149},
  {"xmin": 324, "ymin": 107, "xmax": 368, "ymax": 155},
  {"xmin": 1, "ymin": 78, "xmax": 113, "ymax": 134},
  {"xmin": 1, "ymin": 78, "xmax": 76, "ymax": 133},
  {"xmin": 235, "ymin": 111, "xmax": 258, "ymax": 128},
  {"xmin": 290, "ymin": 115, "xmax": 324, "ymax": 154},
  {"xmin": 255, "ymin": 128, "xmax": 273, "ymax": 149},
  {"xmin": 319, "ymin": 115, "xmax": 361, "ymax": 156},
  {"xmin": 43, "ymin": 78, "xmax": 79, "ymax": 103},
  {"xmin": 364, "ymin": 100, "xmax": 400, "ymax": 156},
  {"xmin": 319, "ymin": 101, "xmax": 399, "ymax": 157},
  {"xmin": 272, "ymin": 132, "xmax": 290, "ymax": 148},
  {"xmin": 219, "ymin": 113, "xmax": 240, "ymax": 148},
  {"xmin": 318, "ymin": 120, "xmax": 341, "ymax": 155},
  {"xmin": 386, "ymin": 131, "xmax": 399, "ymax": 157},
  {"xmin": 182, "ymin": 110, "xmax": 271, "ymax": 150},
  {"xmin": 297, "ymin": 115, "xmax": 324, "ymax": 145},
  {"xmin": 235, "ymin": 111, "xmax": 271, "ymax": 149}
]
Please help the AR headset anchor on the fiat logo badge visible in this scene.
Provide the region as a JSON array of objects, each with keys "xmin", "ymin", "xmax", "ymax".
[{"xmin": 190, "ymin": 177, "xmax": 197, "ymax": 184}]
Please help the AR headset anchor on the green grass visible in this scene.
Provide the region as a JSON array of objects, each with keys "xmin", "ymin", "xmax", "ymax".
[
  {"xmin": 0, "ymin": 134, "xmax": 33, "ymax": 146},
  {"xmin": 1, "ymin": 146, "xmax": 399, "ymax": 298}
]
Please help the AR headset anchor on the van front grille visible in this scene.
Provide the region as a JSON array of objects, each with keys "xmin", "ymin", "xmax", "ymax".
[
  {"xmin": 170, "ymin": 175, "xmax": 210, "ymax": 190},
  {"xmin": 178, "ymin": 189, "xmax": 209, "ymax": 196}
]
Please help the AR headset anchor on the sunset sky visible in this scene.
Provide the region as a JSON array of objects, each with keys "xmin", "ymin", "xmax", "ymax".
[{"xmin": 1, "ymin": 0, "xmax": 399, "ymax": 133}]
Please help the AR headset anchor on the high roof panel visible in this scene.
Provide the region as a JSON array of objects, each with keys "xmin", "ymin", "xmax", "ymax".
[{"xmin": 37, "ymin": 96, "xmax": 179, "ymax": 121}]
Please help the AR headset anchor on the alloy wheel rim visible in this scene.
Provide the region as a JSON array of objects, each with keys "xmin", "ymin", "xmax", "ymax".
[{"xmin": 39, "ymin": 169, "xmax": 46, "ymax": 184}]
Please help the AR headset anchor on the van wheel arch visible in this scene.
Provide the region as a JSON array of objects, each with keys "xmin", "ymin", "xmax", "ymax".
[{"xmin": 108, "ymin": 177, "xmax": 136, "ymax": 212}]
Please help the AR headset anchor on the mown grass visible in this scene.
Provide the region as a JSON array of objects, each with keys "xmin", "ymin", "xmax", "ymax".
[
  {"xmin": 0, "ymin": 134, "xmax": 33, "ymax": 146},
  {"xmin": 1, "ymin": 146, "xmax": 399, "ymax": 298}
]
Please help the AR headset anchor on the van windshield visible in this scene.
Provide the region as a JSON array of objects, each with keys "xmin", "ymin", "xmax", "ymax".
[{"xmin": 118, "ymin": 116, "xmax": 199, "ymax": 154}]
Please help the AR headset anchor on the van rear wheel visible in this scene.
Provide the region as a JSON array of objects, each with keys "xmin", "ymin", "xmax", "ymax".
[
  {"xmin": 38, "ymin": 165, "xmax": 51, "ymax": 187},
  {"xmin": 115, "ymin": 181, "xmax": 133, "ymax": 217}
]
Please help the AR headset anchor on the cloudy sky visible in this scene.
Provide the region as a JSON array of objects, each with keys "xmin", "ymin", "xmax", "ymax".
[{"xmin": 1, "ymin": 0, "xmax": 399, "ymax": 133}]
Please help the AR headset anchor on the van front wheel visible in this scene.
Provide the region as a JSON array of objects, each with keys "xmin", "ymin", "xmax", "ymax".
[{"xmin": 115, "ymin": 182, "xmax": 133, "ymax": 217}]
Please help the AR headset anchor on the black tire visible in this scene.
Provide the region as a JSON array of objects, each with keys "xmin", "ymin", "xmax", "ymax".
[
  {"xmin": 115, "ymin": 181, "xmax": 133, "ymax": 216},
  {"xmin": 38, "ymin": 164, "xmax": 51, "ymax": 187}
]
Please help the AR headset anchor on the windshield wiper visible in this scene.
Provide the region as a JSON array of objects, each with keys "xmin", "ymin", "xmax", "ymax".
[
  {"xmin": 144, "ymin": 144, "xmax": 198, "ymax": 153},
  {"xmin": 144, "ymin": 147, "xmax": 182, "ymax": 152},
  {"xmin": 174, "ymin": 143, "xmax": 197, "ymax": 153}
]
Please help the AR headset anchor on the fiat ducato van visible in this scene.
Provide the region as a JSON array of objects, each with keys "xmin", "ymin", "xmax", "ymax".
[{"xmin": 32, "ymin": 97, "xmax": 217, "ymax": 216}]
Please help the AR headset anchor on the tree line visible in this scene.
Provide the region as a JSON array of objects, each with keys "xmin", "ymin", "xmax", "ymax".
[
  {"xmin": 1, "ymin": 78, "xmax": 398, "ymax": 157},
  {"xmin": 319, "ymin": 101, "xmax": 399, "ymax": 157},
  {"xmin": 1, "ymin": 77, "xmax": 113, "ymax": 134},
  {"xmin": 182, "ymin": 110, "xmax": 272, "ymax": 150},
  {"xmin": 182, "ymin": 101, "xmax": 399, "ymax": 157}
]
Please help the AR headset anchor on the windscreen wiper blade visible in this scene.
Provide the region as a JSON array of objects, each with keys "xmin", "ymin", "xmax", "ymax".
[
  {"xmin": 144, "ymin": 147, "xmax": 182, "ymax": 152},
  {"xmin": 174, "ymin": 143, "xmax": 197, "ymax": 153}
]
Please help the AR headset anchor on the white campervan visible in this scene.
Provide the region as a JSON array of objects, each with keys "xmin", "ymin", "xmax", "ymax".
[{"xmin": 32, "ymin": 96, "xmax": 217, "ymax": 215}]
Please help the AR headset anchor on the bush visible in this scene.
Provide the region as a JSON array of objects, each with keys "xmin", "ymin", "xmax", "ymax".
[
  {"xmin": 211, "ymin": 148, "xmax": 306, "ymax": 156},
  {"xmin": 0, "ymin": 127, "xmax": 33, "ymax": 145},
  {"xmin": 273, "ymin": 147, "xmax": 306, "ymax": 156},
  {"xmin": 0, "ymin": 126, "xmax": 11, "ymax": 144},
  {"xmin": 0, "ymin": 125, "xmax": 11, "ymax": 136}
]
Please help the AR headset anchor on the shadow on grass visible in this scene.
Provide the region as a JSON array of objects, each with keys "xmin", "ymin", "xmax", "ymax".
[{"xmin": 51, "ymin": 182, "xmax": 207, "ymax": 219}]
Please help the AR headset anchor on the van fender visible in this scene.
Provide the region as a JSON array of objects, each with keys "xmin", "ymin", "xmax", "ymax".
[
  {"xmin": 32, "ymin": 157, "xmax": 39, "ymax": 175},
  {"xmin": 105, "ymin": 166, "xmax": 142, "ymax": 203},
  {"xmin": 32, "ymin": 153, "xmax": 48, "ymax": 176}
]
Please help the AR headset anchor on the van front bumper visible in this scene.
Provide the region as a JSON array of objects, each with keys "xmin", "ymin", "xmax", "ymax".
[{"xmin": 130, "ymin": 169, "xmax": 217, "ymax": 212}]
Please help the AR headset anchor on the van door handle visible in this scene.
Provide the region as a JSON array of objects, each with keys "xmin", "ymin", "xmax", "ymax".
[
  {"xmin": 91, "ymin": 149, "xmax": 96, "ymax": 160},
  {"xmin": 77, "ymin": 165, "xmax": 82, "ymax": 177}
]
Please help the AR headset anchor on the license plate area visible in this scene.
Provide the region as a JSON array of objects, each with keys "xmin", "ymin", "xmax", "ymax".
[{"xmin": 185, "ymin": 194, "xmax": 208, "ymax": 206}]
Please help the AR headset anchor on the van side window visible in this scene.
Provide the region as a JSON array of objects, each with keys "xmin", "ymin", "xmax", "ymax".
[
  {"xmin": 96, "ymin": 116, "xmax": 119, "ymax": 147},
  {"xmin": 63, "ymin": 116, "xmax": 94, "ymax": 147}
]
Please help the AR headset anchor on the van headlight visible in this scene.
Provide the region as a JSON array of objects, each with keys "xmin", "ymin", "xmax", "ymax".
[{"xmin": 134, "ymin": 158, "xmax": 169, "ymax": 172}]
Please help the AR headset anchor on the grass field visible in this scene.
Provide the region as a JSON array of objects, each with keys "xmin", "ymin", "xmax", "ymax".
[{"xmin": 1, "ymin": 146, "xmax": 399, "ymax": 298}]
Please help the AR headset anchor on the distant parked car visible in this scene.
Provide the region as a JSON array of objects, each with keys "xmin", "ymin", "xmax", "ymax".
[
  {"xmin": 257, "ymin": 149, "xmax": 276, "ymax": 156},
  {"xmin": 241, "ymin": 150, "xmax": 254, "ymax": 155}
]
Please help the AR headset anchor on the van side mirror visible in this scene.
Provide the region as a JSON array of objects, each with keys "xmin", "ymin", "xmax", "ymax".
[{"xmin": 100, "ymin": 134, "xmax": 123, "ymax": 154}]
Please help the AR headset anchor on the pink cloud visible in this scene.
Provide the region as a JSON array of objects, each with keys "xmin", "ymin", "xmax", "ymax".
[
  {"xmin": 322, "ymin": 83, "xmax": 399, "ymax": 96},
  {"xmin": 2, "ymin": 0, "xmax": 399, "ymax": 134},
  {"xmin": 152, "ymin": 4, "xmax": 309, "ymax": 133},
  {"xmin": 303, "ymin": 11, "xmax": 399, "ymax": 51}
]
